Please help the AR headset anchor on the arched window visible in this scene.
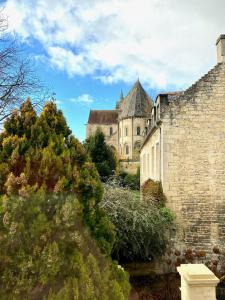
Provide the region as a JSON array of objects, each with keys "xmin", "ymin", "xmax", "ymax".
[
  {"xmin": 109, "ymin": 127, "xmax": 113, "ymax": 136},
  {"xmin": 134, "ymin": 141, "xmax": 141, "ymax": 150},
  {"xmin": 137, "ymin": 126, "xmax": 141, "ymax": 135},
  {"xmin": 125, "ymin": 144, "xmax": 129, "ymax": 155},
  {"xmin": 125, "ymin": 127, "xmax": 128, "ymax": 136}
]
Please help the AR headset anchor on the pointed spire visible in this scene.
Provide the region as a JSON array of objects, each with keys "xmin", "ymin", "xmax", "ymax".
[
  {"xmin": 120, "ymin": 90, "xmax": 124, "ymax": 100},
  {"xmin": 119, "ymin": 79, "xmax": 153, "ymax": 119}
]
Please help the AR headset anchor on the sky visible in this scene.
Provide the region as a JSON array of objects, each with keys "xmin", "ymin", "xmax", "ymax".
[{"xmin": 1, "ymin": 0, "xmax": 225, "ymax": 141}]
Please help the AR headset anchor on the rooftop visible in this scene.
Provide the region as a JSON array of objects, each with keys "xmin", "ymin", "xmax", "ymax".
[
  {"xmin": 119, "ymin": 80, "xmax": 153, "ymax": 119},
  {"xmin": 88, "ymin": 110, "xmax": 118, "ymax": 124}
]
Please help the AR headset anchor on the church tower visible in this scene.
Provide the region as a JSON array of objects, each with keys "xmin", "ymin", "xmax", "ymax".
[
  {"xmin": 118, "ymin": 80, "xmax": 153, "ymax": 171},
  {"xmin": 86, "ymin": 80, "xmax": 153, "ymax": 173}
]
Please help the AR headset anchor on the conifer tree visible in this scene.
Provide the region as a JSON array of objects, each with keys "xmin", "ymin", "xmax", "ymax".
[
  {"xmin": 0, "ymin": 99, "xmax": 130, "ymax": 299},
  {"xmin": 0, "ymin": 99, "xmax": 114, "ymax": 252},
  {"xmin": 84, "ymin": 128, "xmax": 118, "ymax": 181}
]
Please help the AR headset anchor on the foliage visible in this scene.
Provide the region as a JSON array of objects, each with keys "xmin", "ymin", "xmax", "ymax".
[
  {"xmin": 0, "ymin": 194, "xmax": 130, "ymax": 299},
  {"xmin": 141, "ymin": 179, "xmax": 166, "ymax": 207},
  {"xmin": 0, "ymin": 100, "xmax": 131, "ymax": 299},
  {"xmin": 84, "ymin": 128, "xmax": 118, "ymax": 181},
  {"xmin": 101, "ymin": 181, "xmax": 175, "ymax": 262},
  {"xmin": 0, "ymin": 99, "xmax": 114, "ymax": 254},
  {"xmin": 118, "ymin": 167, "xmax": 140, "ymax": 190}
]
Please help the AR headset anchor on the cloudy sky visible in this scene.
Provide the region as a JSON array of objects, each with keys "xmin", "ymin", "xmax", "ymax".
[{"xmin": 1, "ymin": 0, "xmax": 225, "ymax": 140}]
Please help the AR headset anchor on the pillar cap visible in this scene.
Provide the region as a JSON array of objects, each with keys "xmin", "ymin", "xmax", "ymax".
[{"xmin": 177, "ymin": 264, "xmax": 219, "ymax": 285}]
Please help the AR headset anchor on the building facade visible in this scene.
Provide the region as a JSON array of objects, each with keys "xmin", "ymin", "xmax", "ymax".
[
  {"xmin": 86, "ymin": 80, "xmax": 153, "ymax": 173},
  {"xmin": 140, "ymin": 35, "xmax": 225, "ymax": 261}
]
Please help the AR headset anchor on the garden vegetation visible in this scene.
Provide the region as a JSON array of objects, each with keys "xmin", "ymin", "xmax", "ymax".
[
  {"xmin": 0, "ymin": 100, "xmax": 130, "ymax": 299},
  {"xmin": 101, "ymin": 179, "xmax": 174, "ymax": 262}
]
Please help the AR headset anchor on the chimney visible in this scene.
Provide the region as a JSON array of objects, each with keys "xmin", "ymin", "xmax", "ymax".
[{"xmin": 216, "ymin": 34, "xmax": 225, "ymax": 63}]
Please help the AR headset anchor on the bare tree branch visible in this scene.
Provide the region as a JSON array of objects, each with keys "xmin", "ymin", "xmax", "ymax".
[{"xmin": 0, "ymin": 9, "xmax": 49, "ymax": 122}]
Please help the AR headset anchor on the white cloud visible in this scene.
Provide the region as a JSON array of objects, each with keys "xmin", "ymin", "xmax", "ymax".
[
  {"xmin": 3, "ymin": 0, "xmax": 225, "ymax": 89},
  {"xmin": 70, "ymin": 94, "xmax": 94, "ymax": 106}
]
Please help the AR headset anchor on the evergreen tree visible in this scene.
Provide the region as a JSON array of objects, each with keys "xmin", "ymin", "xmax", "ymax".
[
  {"xmin": 84, "ymin": 128, "xmax": 118, "ymax": 181},
  {"xmin": 0, "ymin": 99, "xmax": 114, "ymax": 253},
  {"xmin": 0, "ymin": 100, "xmax": 130, "ymax": 299}
]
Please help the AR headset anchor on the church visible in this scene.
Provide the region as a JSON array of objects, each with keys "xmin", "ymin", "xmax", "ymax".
[{"xmin": 86, "ymin": 80, "xmax": 153, "ymax": 173}]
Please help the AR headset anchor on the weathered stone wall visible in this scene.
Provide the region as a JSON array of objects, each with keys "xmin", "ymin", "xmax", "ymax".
[
  {"xmin": 119, "ymin": 117, "xmax": 148, "ymax": 160},
  {"xmin": 86, "ymin": 123, "xmax": 119, "ymax": 151},
  {"xmin": 140, "ymin": 127, "xmax": 161, "ymax": 184},
  {"xmin": 161, "ymin": 63, "xmax": 225, "ymax": 259},
  {"xmin": 140, "ymin": 63, "xmax": 225, "ymax": 276},
  {"xmin": 120, "ymin": 160, "xmax": 140, "ymax": 174}
]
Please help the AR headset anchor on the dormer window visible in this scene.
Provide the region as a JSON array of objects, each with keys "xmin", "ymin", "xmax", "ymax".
[
  {"xmin": 137, "ymin": 126, "xmax": 141, "ymax": 136},
  {"xmin": 110, "ymin": 127, "xmax": 113, "ymax": 136}
]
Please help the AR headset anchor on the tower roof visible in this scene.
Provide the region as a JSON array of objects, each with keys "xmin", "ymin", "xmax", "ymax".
[{"xmin": 119, "ymin": 80, "xmax": 153, "ymax": 119}]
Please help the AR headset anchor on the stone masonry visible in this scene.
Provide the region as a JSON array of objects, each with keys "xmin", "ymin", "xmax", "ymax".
[{"xmin": 140, "ymin": 35, "xmax": 225, "ymax": 275}]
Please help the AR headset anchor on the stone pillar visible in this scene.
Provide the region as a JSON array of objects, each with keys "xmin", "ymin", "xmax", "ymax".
[{"xmin": 177, "ymin": 264, "xmax": 219, "ymax": 300}]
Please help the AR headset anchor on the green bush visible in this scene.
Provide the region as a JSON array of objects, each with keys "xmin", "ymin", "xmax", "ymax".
[
  {"xmin": 101, "ymin": 182, "xmax": 174, "ymax": 262},
  {"xmin": 0, "ymin": 194, "xmax": 130, "ymax": 299},
  {"xmin": 119, "ymin": 167, "xmax": 140, "ymax": 190}
]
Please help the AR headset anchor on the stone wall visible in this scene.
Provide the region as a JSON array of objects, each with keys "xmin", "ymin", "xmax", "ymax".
[
  {"xmin": 161, "ymin": 63, "xmax": 225, "ymax": 255},
  {"xmin": 119, "ymin": 117, "xmax": 148, "ymax": 160},
  {"xmin": 140, "ymin": 127, "xmax": 161, "ymax": 184},
  {"xmin": 86, "ymin": 123, "xmax": 119, "ymax": 151},
  {"xmin": 141, "ymin": 63, "xmax": 225, "ymax": 275}
]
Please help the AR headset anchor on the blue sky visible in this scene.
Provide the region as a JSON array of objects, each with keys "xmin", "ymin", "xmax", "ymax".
[{"xmin": 1, "ymin": 0, "xmax": 225, "ymax": 141}]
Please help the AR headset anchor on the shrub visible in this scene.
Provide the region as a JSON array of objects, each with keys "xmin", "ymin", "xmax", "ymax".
[
  {"xmin": 101, "ymin": 182, "xmax": 175, "ymax": 262},
  {"xmin": 141, "ymin": 179, "xmax": 166, "ymax": 207},
  {"xmin": 0, "ymin": 194, "xmax": 130, "ymax": 299},
  {"xmin": 118, "ymin": 167, "xmax": 140, "ymax": 190}
]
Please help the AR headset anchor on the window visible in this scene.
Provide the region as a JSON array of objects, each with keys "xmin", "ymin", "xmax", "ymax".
[
  {"xmin": 134, "ymin": 141, "xmax": 141, "ymax": 150},
  {"xmin": 125, "ymin": 127, "xmax": 128, "ymax": 136},
  {"xmin": 125, "ymin": 144, "xmax": 129, "ymax": 155},
  {"xmin": 143, "ymin": 154, "xmax": 146, "ymax": 174},
  {"xmin": 137, "ymin": 126, "xmax": 141, "ymax": 135},
  {"xmin": 151, "ymin": 146, "xmax": 155, "ymax": 178},
  {"xmin": 156, "ymin": 142, "xmax": 160, "ymax": 180},
  {"xmin": 109, "ymin": 127, "xmax": 113, "ymax": 136}
]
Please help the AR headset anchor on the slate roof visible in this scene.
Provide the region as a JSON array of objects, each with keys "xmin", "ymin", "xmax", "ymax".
[
  {"xmin": 88, "ymin": 110, "xmax": 118, "ymax": 124},
  {"xmin": 119, "ymin": 80, "xmax": 153, "ymax": 119}
]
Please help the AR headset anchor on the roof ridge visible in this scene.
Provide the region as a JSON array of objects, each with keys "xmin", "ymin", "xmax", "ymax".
[{"xmin": 185, "ymin": 63, "xmax": 223, "ymax": 95}]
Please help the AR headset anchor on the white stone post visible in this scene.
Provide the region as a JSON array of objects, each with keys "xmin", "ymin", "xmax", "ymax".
[{"xmin": 177, "ymin": 264, "xmax": 219, "ymax": 300}]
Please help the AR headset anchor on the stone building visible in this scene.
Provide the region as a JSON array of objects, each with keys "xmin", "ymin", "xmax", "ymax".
[
  {"xmin": 140, "ymin": 35, "xmax": 225, "ymax": 266},
  {"xmin": 86, "ymin": 80, "xmax": 153, "ymax": 173}
]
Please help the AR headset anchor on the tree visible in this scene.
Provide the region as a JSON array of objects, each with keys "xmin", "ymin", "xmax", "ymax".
[
  {"xmin": 0, "ymin": 10, "xmax": 45, "ymax": 122},
  {"xmin": 84, "ymin": 128, "xmax": 118, "ymax": 181},
  {"xmin": 0, "ymin": 100, "xmax": 130, "ymax": 299},
  {"xmin": 0, "ymin": 99, "xmax": 114, "ymax": 253}
]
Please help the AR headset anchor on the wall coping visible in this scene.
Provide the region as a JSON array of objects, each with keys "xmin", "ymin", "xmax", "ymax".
[{"xmin": 177, "ymin": 264, "xmax": 219, "ymax": 286}]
